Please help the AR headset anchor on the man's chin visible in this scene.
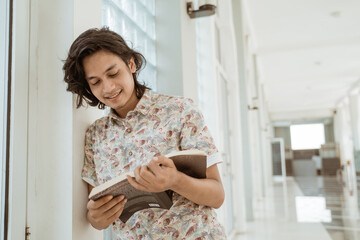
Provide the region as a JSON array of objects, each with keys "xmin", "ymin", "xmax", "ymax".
[
  {"xmin": 105, "ymin": 100, "xmax": 123, "ymax": 109},
  {"xmin": 113, "ymin": 104, "xmax": 125, "ymax": 111}
]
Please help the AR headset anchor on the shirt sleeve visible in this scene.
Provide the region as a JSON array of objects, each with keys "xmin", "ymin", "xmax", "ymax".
[
  {"xmin": 81, "ymin": 127, "xmax": 100, "ymax": 187},
  {"xmin": 179, "ymin": 98, "xmax": 222, "ymax": 168}
]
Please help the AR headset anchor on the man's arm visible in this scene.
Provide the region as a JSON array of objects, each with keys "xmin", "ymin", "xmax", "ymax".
[{"xmin": 127, "ymin": 156, "xmax": 225, "ymax": 208}]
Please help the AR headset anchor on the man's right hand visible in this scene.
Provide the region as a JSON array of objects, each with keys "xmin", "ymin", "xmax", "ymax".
[{"xmin": 87, "ymin": 195, "xmax": 127, "ymax": 230}]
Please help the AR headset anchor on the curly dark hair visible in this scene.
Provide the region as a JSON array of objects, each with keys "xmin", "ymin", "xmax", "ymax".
[{"xmin": 63, "ymin": 27, "xmax": 150, "ymax": 109}]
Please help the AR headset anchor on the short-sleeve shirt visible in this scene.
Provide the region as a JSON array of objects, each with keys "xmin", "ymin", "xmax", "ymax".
[{"xmin": 82, "ymin": 90, "xmax": 226, "ymax": 239}]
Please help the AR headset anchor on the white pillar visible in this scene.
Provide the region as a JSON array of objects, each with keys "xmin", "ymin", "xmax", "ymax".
[
  {"xmin": 349, "ymin": 94, "xmax": 360, "ymax": 151},
  {"xmin": 155, "ymin": 0, "xmax": 199, "ymax": 102},
  {"xmin": 231, "ymin": 0, "xmax": 254, "ymax": 221},
  {"xmin": 339, "ymin": 101, "xmax": 354, "ymax": 164},
  {"xmin": 72, "ymin": 1, "xmax": 104, "ymax": 239},
  {"xmin": 348, "ymin": 93, "xmax": 360, "ymax": 218},
  {"xmin": 26, "ymin": 0, "xmax": 74, "ymax": 239},
  {"xmin": 24, "ymin": 0, "xmax": 104, "ymax": 239}
]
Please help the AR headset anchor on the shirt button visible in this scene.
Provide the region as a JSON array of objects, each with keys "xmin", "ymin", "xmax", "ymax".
[
  {"xmin": 126, "ymin": 128, "xmax": 132, "ymax": 133},
  {"xmin": 129, "ymin": 151, "xmax": 133, "ymax": 156}
]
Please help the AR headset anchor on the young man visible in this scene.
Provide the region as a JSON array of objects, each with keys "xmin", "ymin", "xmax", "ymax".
[{"xmin": 63, "ymin": 27, "xmax": 226, "ymax": 239}]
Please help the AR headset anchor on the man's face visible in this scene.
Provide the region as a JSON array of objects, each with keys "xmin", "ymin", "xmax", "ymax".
[{"xmin": 83, "ymin": 49, "xmax": 138, "ymax": 117}]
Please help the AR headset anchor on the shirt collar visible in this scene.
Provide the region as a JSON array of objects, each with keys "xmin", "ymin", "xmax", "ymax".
[{"xmin": 109, "ymin": 89, "xmax": 154, "ymax": 120}]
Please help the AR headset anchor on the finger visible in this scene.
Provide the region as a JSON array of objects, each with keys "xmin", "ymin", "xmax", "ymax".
[
  {"xmin": 106, "ymin": 199, "xmax": 127, "ymax": 221},
  {"xmin": 154, "ymin": 155, "xmax": 175, "ymax": 168},
  {"xmin": 147, "ymin": 158, "xmax": 164, "ymax": 176},
  {"xmin": 97, "ymin": 195, "xmax": 125, "ymax": 213},
  {"xmin": 139, "ymin": 165, "xmax": 155, "ymax": 181},
  {"xmin": 127, "ymin": 175, "xmax": 148, "ymax": 191},
  {"xmin": 135, "ymin": 165, "xmax": 151, "ymax": 185},
  {"xmin": 104, "ymin": 198, "xmax": 127, "ymax": 220},
  {"xmin": 87, "ymin": 195, "xmax": 113, "ymax": 210}
]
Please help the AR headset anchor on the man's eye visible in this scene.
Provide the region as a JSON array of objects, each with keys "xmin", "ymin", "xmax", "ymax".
[
  {"xmin": 109, "ymin": 71, "xmax": 119, "ymax": 78},
  {"xmin": 91, "ymin": 80, "xmax": 100, "ymax": 86}
]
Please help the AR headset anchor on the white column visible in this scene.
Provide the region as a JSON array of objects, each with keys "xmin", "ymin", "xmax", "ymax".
[
  {"xmin": 348, "ymin": 93, "xmax": 360, "ymax": 218},
  {"xmin": 349, "ymin": 93, "xmax": 360, "ymax": 151},
  {"xmin": 26, "ymin": 0, "xmax": 74, "ymax": 239},
  {"xmin": 333, "ymin": 107, "xmax": 341, "ymax": 144},
  {"xmin": 155, "ymin": 0, "xmax": 199, "ymax": 102},
  {"xmin": 231, "ymin": 0, "xmax": 254, "ymax": 221},
  {"xmin": 337, "ymin": 101, "xmax": 354, "ymax": 164},
  {"xmin": 179, "ymin": 0, "xmax": 199, "ymax": 102},
  {"xmin": 24, "ymin": 0, "xmax": 104, "ymax": 239},
  {"xmin": 72, "ymin": 1, "xmax": 104, "ymax": 240},
  {"xmin": 335, "ymin": 100, "xmax": 358, "ymax": 210}
]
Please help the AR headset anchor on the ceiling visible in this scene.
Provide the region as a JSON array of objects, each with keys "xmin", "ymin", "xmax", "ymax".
[{"xmin": 242, "ymin": 0, "xmax": 360, "ymax": 121}]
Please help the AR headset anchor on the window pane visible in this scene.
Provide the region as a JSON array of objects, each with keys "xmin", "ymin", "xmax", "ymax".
[
  {"xmin": 290, "ymin": 124, "xmax": 325, "ymax": 150},
  {"xmin": 102, "ymin": 0, "xmax": 157, "ymax": 91}
]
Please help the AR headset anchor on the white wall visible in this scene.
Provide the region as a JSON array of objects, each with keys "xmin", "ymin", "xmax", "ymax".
[
  {"xmin": 72, "ymin": 1, "xmax": 104, "ymax": 239},
  {"xmin": 26, "ymin": 0, "xmax": 74, "ymax": 239},
  {"xmin": 9, "ymin": 0, "xmax": 104, "ymax": 239},
  {"xmin": 155, "ymin": 0, "xmax": 199, "ymax": 102}
]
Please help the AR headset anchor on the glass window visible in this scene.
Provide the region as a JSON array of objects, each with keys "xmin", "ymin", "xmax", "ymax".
[
  {"xmin": 0, "ymin": 0, "xmax": 10, "ymax": 239},
  {"xmin": 102, "ymin": 0, "xmax": 157, "ymax": 91},
  {"xmin": 290, "ymin": 124, "xmax": 325, "ymax": 150}
]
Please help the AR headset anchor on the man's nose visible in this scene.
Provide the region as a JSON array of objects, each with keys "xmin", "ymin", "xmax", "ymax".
[{"xmin": 103, "ymin": 79, "xmax": 116, "ymax": 93}]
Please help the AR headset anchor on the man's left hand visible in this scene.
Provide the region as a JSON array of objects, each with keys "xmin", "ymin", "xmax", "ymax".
[{"xmin": 127, "ymin": 155, "xmax": 180, "ymax": 192}]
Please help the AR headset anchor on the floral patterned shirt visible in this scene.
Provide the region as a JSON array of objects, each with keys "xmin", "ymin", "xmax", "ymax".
[{"xmin": 82, "ymin": 90, "xmax": 226, "ymax": 239}]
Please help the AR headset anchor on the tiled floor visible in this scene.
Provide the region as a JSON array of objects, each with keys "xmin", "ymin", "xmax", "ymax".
[
  {"xmin": 235, "ymin": 176, "xmax": 360, "ymax": 240},
  {"xmin": 296, "ymin": 176, "xmax": 360, "ymax": 240}
]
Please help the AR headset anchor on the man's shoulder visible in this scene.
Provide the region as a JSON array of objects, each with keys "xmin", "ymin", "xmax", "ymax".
[
  {"xmin": 85, "ymin": 116, "xmax": 111, "ymax": 135},
  {"xmin": 151, "ymin": 92, "xmax": 194, "ymax": 109}
]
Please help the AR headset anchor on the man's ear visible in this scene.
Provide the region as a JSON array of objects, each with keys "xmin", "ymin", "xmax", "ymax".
[{"xmin": 128, "ymin": 57, "xmax": 136, "ymax": 73}]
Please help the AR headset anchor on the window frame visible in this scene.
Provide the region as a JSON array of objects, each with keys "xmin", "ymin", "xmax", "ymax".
[
  {"xmin": 6, "ymin": 0, "xmax": 30, "ymax": 238},
  {"xmin": 0, "ymin": 0, "xmax": 12, "ymax": 239}
]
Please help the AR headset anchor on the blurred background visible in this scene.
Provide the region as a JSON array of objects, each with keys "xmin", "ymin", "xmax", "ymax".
[{"xmin": 1, "ymin": 0, "xmax": 359, "ymax": 239}]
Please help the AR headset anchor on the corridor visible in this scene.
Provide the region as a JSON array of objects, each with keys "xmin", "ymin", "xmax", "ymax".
[
  {"xmin": 236, "ymin": 176, "xmax": 360, "ymax": 240},
  {"xmin": 2, "ymin": 0, "xmax": 360, "ymax": 239}
]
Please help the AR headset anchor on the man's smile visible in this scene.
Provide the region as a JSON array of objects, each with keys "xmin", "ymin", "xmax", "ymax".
[{"xmin": 105, "ymin": 89, "xmax": 122, "ymax": 99}]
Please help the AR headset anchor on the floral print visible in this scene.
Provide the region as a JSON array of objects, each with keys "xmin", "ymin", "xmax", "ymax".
[{"xmin": 82, "ymin": 90, "xmax": 226, "ymax": 239}]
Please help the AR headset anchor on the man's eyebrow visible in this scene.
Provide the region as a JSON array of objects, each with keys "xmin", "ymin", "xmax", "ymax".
[{"xmin": 86, "ymin": 64, "xmax": 117, "ymax": 81}]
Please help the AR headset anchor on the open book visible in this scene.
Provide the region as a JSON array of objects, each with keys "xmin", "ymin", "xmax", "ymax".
[{"xmin": 88, "ymin": 149, "xmax": 207, "ymax": 223}]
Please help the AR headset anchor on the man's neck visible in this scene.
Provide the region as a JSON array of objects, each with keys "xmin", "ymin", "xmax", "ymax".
[{"xmin": 114, "ymin": 91, "xmax": 140, "ymax": 118}]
